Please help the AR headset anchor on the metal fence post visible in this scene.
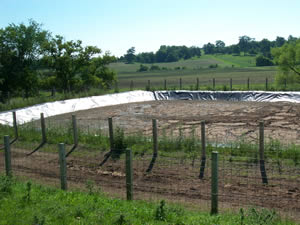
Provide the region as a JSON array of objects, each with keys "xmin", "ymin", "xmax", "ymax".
[
  {"xmin": 126, "ymin": 149, "xmax": 133, "ymax": 200},
  {"xmin": 199, "ymin": 121, "xmax": 206, "ymax": 179},
  {"xmin": 58, "ymin": 143, "xmax": 67, "ymax": 190},
  {"xmin": 259, "ymin": 121, "xmax": 268, "ymax": 184},
  {"xmin": 4, "ymin": 135, "xmax": 12, "ymax": 177},
  {"xmin": 211, "ymin": 151, "xmax": 218, "ymax": 215},
  {"xmin": 72, "ymin": 115, "xmax": 78, "ymax": 146}
]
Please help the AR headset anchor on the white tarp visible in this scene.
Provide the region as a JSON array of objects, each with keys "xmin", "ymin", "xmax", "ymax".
[
  {"xmin": 1, "ymin": 90, "xmax": 300, "ymax": 126},
  {"xmin": 0, "ymin": 91, "xmax": 155, "ymax": 126}
]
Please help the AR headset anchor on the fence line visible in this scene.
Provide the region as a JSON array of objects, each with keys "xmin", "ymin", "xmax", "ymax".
[{"xmin": 1, "ymin": 111, "xmax": 300, "ymax": 220}]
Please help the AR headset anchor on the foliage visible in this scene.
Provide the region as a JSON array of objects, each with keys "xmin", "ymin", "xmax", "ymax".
[
  {"xmin": 256, "ymin": 55, "xmax": 274, "ymax": 67},
  {"xmin": 0, "ymin": 20, "xmax": 50, "ymax": 100},
  {"xmin": 124, "ymin": 47, "xmax": 135, "ymax": 64},
  {"xmin": 0, "ymin": 176, "xmax": 295, "ymax": 225},
  {"xmin": 137, "ymin": 64, "xmax": 149, "ymax": 72},
  {"xmin": 272, "ymin": 39, "xmax": 300, "ymax": 78}
]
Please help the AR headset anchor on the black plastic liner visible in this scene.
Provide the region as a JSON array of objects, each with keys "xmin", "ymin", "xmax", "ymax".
[{"xmin": 154, "ymin": 91, "xmax": 300, "ymax": 103}]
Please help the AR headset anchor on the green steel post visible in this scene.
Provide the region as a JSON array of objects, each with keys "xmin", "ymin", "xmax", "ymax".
[
  {"xmin": 211, "ymin": 151, "xmax": 218, "ymax": 215},
  {"xmin": 4, "ymin": 135, "xmax": 12, "ymax": 177}
]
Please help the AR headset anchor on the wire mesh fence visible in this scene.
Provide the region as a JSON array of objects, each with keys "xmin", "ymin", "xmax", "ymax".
[{"xmin": 1, "ymin": 102, "xmax": 300, "ymax": 221}]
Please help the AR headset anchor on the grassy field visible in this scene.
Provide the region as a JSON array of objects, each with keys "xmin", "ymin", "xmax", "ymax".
[
  {"xmin": 109, "ymin": 55, "xmax": 280, "ymax": 91},
  {"xmin": 0, "ymin": 176, "xmax": 297, "ymax": 225}
]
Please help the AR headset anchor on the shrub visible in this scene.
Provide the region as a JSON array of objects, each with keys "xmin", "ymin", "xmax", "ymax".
[
  {"xmin": 149, "ymin": 65, "xmax": 161, "ymax": 71},
  {"xmin": 137, "ymin": 64, "xmax": 149, "ymax": 72},
  {"xmin": 256, "ymin": 55, "xmax": 274, "ymax": 66}
]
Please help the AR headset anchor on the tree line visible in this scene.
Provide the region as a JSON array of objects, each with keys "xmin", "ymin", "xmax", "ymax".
[
  {"xmin": 0, "ymin": 20, "xmax": 116, "ymax": 102},
  {"xmin": 121, "ymin": 45, "xmax": 202, "ymax": 64},
  {"xmin": 121, "ymin": 35, "xmax": 298, "ymax": 66}
]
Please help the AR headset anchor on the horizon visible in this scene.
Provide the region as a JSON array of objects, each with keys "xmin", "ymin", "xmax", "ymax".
[{"xmin": 1, "ymin": 0, "xmax": 299, "ymax": 57}]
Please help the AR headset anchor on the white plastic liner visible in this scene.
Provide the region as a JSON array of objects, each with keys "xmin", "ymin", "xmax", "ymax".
[
  {"xmin": 1, "ymin": 90, "xmax": 300, "ymax": 126},
  {"xmin": 0, "ymin": 90, "xmax": 155, "ymax": 126}
]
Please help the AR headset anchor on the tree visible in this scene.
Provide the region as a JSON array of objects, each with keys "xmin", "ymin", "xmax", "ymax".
[
  {"xmin": 42, "ymin": 35, "xmax": 102, "ymax": 92},
  {"xmin": 203, "ymin": 42, "xmax": 215, "ymax": 54},
  {"xmin": 124, "ymin": 47, "xmax": 135, "ymax": 64},
  {"xmin": 275, "ymin": 36, "xmax": 286, "ymax": 47},
  {"xmin": 272, "ymin": 39, "xmax": 300, "ymax": 76},
  {"xmin": 215, "ymin": 40, "xmax": 225, "ymax": 53},
  {"xmin": 256, "ymin": 55, "xmax": 274, "ymax": 66},
  {"xmin": 259, "ymin": 38, "xmax": 272, "ymax": 57},
  {"xmin": 238, "ymin": 35, "xmax": 255, "ymax": 55},
  {"xmin": 0, "ymin": 20, "xmax": 50, "ymax": 100}
]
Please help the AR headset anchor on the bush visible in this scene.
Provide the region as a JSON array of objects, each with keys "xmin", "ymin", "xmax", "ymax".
[
  {"xmin": 209, "ymin": 64, "xmax": 218, "ymax": 69},
  {"xmin": 137, "ymin": 64, "xmax": 149, "ymax": 72},
  {"xmin": 149, "ymin": 65, "xmax": 160, "ymax": 71},
  {"xmin": 256, "ymin": 55, "xmax": 274, "ymax": 66}
]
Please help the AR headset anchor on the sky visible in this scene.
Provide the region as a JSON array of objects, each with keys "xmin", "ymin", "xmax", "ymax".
[{"xmin": 1, "ymin": 0, "xmax": 300, "ymax": 57}]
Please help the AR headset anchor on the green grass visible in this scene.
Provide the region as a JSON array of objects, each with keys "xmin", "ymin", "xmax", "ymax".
[
  {"xmin": 1, "ymin": 123, "xmax": 300, "ymax": 166},
  {"xmin": 0, "ymin": 176, "xmax": 297, "ymax": 225}
]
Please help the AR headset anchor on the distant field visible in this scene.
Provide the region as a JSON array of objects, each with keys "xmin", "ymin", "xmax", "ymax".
[{"xmin": 109, "ymin": 55, "xmax": 277, "ymax": 90}]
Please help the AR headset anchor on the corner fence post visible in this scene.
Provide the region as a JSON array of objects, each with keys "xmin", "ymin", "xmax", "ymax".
[
  {"xmin": 59, "ymin": 143, "xmax": 67, "ymax": 190},
  {"xmin": 4, "ymin": 135, "xmax": 12, "ymax": 177},
  {"xmin": 211, "ymin": 151, "xmax": 218, "ymax": 215},
  {"xmin": 199, "ymin": 121, "xmax": 206, "ymax": 179},
  {"xmin": 126, "ymin": 149, "xmax": 133, "ymax": 200},
  {"xmin": 259, "ymin": 121, "xmax": 268, "ymax": 184},
  {"xmin": 146, "ymin": 119, "xmax": 158, "ymax": 173}
]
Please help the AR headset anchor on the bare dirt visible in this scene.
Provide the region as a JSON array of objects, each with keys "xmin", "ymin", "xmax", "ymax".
[
  {"xmin": 45, "ymin": 100, "xmax": 300, "ymax": 145},
  {"xmin": 3, "ymin": 100, "xmax": 300, "ymax": 220}
]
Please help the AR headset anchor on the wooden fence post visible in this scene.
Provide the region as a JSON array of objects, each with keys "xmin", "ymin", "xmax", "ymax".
[
  {"xmin": 10, "ymin": 111, "xmax": 18, "ymax": 144},
  {"xmin": 130, "ymin": 80, "xmax": 134, "ymax": 91},
  {"xmin": 4, "ymin": 135, "xmax": 12, "ymax": 177},
  {"xmin": 146, "ymin": 119, "xmax": 158, "ymax": 172},
  {"xmin": 164, "ymin": 79, "xmax": 167, "ymax": 90},
  {"xmin": 58, "ymin": 143, "xmax": 67, "ymax": 190},
  {"xmin": 108, "ymin": 117, "xmax": 114, "ymax": 151},
  {"xmin": 196, "ymin": 78, "xmax": 199, "ymax": 90},
  {"xmin": 259, "ymin": 121, "xmax": 268, "ymax": 184},
  {"xmin": 179, "ymin": 78, "xmax": 182, "ymax": 89},
  {"xmin": 211, "ymin": 151, "xmax": 219, "ymax": 215},
  {"xmin": 41, "ymin": 113, "xmax": 47, "ymax": 143},
  {"xmin": 265, "ymin": 78, "xmax": 268, "ymax": 91},
  {"xmin": 230, "ymin": 78, "xmax": 232, "ymax": 91},
  {"xmin": 213, "ymin": 78, "xmax": 215, "ymax": 91},
  {"xmin": 199, "ymin": 121, "xmax": 206, "ymax": 179},
  {"xmin": 126, "ymin": 149, "xmax": 133, "ymax": 200},
  {"xmin": 247, "ymin": 78, "xmax": 250, "ymax": 90}
]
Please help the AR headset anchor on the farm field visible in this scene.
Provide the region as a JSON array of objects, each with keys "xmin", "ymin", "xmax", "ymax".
[{"xmin": 109, "ymin": 56, "xmax": 278, "ymax": 90}]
